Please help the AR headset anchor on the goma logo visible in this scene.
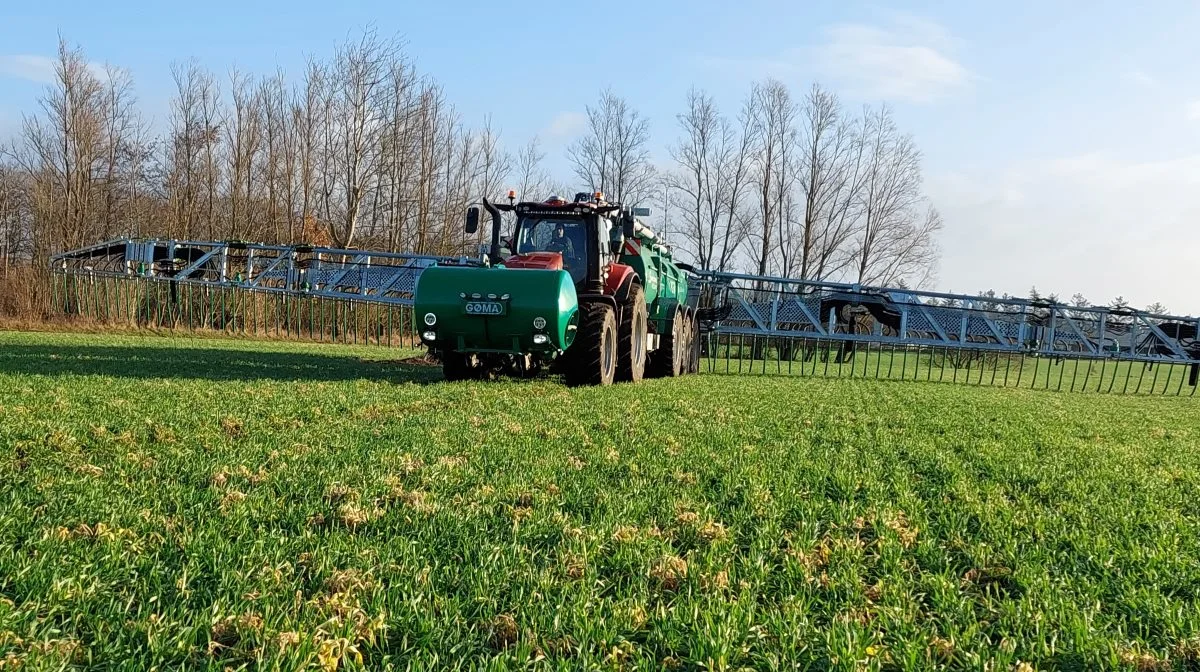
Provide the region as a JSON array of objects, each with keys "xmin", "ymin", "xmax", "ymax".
[{"xmin": 464, "ymin": 301, "xmax": 505, "ymax": 316}]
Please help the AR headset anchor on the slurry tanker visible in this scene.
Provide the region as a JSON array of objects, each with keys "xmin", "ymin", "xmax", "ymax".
[{"xmin": 414, "ymin": 192, "xmax": 700, "ymax": 385}]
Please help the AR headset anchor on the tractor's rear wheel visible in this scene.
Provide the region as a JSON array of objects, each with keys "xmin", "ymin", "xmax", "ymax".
[
  {"xmin": 649, "ymin": 305, "xmax": 684, "ymax": 378},
  {"xmin": 565, "ymin": 303, "xmax": 618, "ymax": 387},
  {"xmin": 616, "ymin": 283, "xmax": 648, "ymax": 382}
]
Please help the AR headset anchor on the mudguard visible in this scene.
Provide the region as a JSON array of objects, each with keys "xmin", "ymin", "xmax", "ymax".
[{"xmin": 604, "ymin": 263, "xmax": 637, "ymax": 301}]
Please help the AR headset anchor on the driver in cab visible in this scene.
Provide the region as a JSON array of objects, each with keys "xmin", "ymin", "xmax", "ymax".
[{"xmin": 546, "ymin": 222, "xmax": 577, "ymax": 269}]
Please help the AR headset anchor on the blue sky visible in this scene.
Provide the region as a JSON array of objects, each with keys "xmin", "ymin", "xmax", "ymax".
[{"xmin": 3, "ymin": 1, "xmax": 1200, "ymax": 312}]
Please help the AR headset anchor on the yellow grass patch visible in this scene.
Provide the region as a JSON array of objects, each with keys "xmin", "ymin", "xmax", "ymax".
[{"xmin": 650, "ymin": 554, "xmax": 688, "ymax": 591}]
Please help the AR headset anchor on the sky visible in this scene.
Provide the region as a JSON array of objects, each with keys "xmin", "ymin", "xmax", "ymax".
[{"xmin": 2, "ymin": 0, "xmax": 1199, "ymax": 314}]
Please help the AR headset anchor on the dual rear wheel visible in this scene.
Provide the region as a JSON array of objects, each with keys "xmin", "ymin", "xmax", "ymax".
[
  {"xmin": 647, "ymin": 304, "xmax": 700, "ymax": 378},
  {"xmin": 610, "ymin": 299, "xmax": 703, "ymax": 383},
  {"xmin": 613, "ymin": 283, "xmax": 699, "ymax": 382}
]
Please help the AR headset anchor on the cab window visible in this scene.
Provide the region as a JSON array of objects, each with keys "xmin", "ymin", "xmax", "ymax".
[{"xmin": 516, "ymin": 217, "xmax": 588, "ymax": 283}]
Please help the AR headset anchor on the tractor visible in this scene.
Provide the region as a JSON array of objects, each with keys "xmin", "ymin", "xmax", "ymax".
[{"xmin": 413, "ymin": 191, "xmax": 701, "ymax": 385}]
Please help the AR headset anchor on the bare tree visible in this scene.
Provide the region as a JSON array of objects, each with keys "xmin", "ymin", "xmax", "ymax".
[
  {"xmin": 324, "ymin": 30, "xmax": 395, "ymax": 248},
  {"xmin": 294, "ymin": 58, "xmax": 325, "ymax": 244},
  {"xmin": 796, "ymin": 83, "xmax": 864, "ymax": 281},
  {"xmin": 22, "ymin": 41, "xmax": 103, "ymax": 256},
  {"xmin": 441, "ymin": 121, "xmax": 474, "ymax": 254},
  {"xmin": 471, "ymin": 116, "xmax": 510, "ymax": 248},
  {"xmin": 165, "ymin": 60, "xmax": 206, "ymax": 239},
  {"xmin": 667, "ymin": 88, "xmax": 751, "ymax": 271},
  {"xmin": 411, "ymin": 82, "xmax": 446, "ymax": 254},
  {"xmin": 193, "ymin": 67, "xmax": 223, "ymax": 241},
  {"xmin": 568, "ymin": 89, "xmax": 657, "ymax": 206},
  {"xmin": 11, "ymin": 39, "xmax": 146, "ymax": 258},
  {"xmin": 513, "ymin": 136, "xmax": 552, "ymax": 201},
  {"xmin": 717, "ymin": 99, "xmax": 758, "ymax": 273},
  {"xmin": 0, "ymin": 166, "xmax": 30, "ymax": 271},
  {"xmin": 858, "ymin": 204, "xmax": 942, "ymax": 287},
  {"xmin": 850, "ymin": 105, "xmax": 939, "ymax": 287},
  {"xmin": 473, "ymin": 117, "xmax": 509, "ymax": 202},
  {"xmin": 258, "ymin": 72, "xmax": 292, "ymax": 243},
  {"xmin": 375, "ymin": 57, "xmax": 419, "ymax": 251},
  {"xmin": 225, "ymin": 69, "xmax": 261, "ymax": 240},
  {"xmin": 745, "ymin": 80, "xmax": 798, "ymax": 278},
  {"xmin": 96, "ymin": 65, "xmax": 144, "ymax": 240}
]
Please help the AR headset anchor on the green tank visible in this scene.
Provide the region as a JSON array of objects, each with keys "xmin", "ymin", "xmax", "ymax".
[
  {"xmin": 414, "ymin": 266, "xmax": 579, "ymax": 354},
  {"xmin": 617, "ymin": 220, "xmax": 689, "ymax": 331}
]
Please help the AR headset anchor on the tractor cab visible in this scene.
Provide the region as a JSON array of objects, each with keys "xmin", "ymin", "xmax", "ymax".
[
  {"xmin": 507, "ymin": 211, "xmax": 589, "ymax": 283},
  {"xmin": 501, "ymin": 193, "xmax": 618, "ymax": 289}
]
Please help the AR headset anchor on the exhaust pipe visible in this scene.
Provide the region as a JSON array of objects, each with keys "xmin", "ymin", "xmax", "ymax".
[{"xmin": 483, "ymin": 197, "xmax": 503, "ymax": 265}]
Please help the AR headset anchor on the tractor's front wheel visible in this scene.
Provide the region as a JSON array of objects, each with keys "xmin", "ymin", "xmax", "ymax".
[
  {"xmin": 565, "ymin": 303, "xmax": 618, "ymax": 387},
  {"xmin": 616, "ymin": 283, "xmax": 648, "ymax": 383}
]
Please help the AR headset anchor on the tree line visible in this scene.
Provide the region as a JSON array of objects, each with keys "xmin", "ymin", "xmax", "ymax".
[
  {"xmin": 0, "ymin": 29, "xmax": 943, "ymax": 289},
  {"xmin": 658, "ymin": 84, "xmax": 941, "ymax": 286}
]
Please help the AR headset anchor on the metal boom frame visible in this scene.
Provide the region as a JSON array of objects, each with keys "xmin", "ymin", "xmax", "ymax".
[{"xmin": 49, "ymin": 237, "xmax": 1200, "ymax": 393}]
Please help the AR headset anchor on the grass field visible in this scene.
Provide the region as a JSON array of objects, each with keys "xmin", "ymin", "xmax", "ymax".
[{"xmin": 1, "ymin": 331, "xmax": 1199, "ymax": 670}]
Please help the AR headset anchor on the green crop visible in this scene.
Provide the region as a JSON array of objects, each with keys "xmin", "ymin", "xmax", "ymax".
[{"xmin": 1, "ymin": 332, "xmax": 1198, "ymax": 670}]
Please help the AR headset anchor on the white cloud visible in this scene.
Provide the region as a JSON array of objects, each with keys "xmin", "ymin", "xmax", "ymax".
[
  {"xmin": 703, "ymin": 15, "xmax": 971, "ymax": 104},
  {"xmin": 1043, "ymin": 151, "xmax": 1200, "ymax": 187},
  {"xmin": 0, "ymin": 54, "xmax": 58, "ymax": 84},
  {"xmin": 1187, "ymin": 99, "xmax": 1200, "ymax": 121},
  {"xmin": 814, "ymin": 18, "xmax": 971, "ymax": 103},
  {"xmin": 1123, "ymin": 68, "xmax": 1157, "ymax": 88},
  {"xmin": 0, "ymin": 54, "xmax": 113, "ymax": 85},
  {"xmin": 543, "ymin": 111, "xmax": 586, "ymax": 139}
]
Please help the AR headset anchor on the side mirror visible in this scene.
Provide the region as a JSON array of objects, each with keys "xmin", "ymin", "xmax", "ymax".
[
  {"xmin": 465, "ymin": 207, "xmax": 480, "ymax": 235},
  {"xmin": 622, "ymin": 213, "xmax": 635, "ymax": 240},
  {"xmin": 609, "ymin": 225, "xmax": 624, "ymax": 255}
]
